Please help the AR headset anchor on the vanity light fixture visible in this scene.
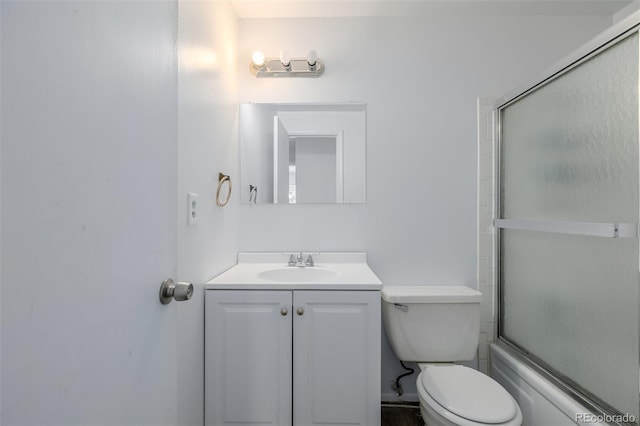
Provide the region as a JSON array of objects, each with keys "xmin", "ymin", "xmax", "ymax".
[{"xmin": 250, "ymin": 49, "xmax": 324, "ymax": 78}]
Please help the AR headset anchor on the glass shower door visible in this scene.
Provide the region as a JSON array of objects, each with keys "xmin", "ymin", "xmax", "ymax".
[{"xmin": 497, "ymin": 30, "xmax": 640, "ymax": 421}]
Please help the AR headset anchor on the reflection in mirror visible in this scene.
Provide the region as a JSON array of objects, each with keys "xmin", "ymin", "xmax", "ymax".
[
  {"xmin": 288, "ymin": 136, "xmax": 339, "ymax": 203},
  {"xmin": 239, "ymin": 103, "xmax": 365, "ymax": 204}
]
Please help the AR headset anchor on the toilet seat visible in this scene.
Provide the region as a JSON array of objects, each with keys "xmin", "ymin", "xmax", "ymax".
[{"xmin": 418, "ymin": 365, "xmax": 521, "ymax": 425}]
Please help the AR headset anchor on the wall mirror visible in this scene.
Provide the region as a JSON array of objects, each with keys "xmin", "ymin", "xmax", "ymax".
[{"xmin": 239, "ymin": 103, "xmax": 366, "ymax": 204}]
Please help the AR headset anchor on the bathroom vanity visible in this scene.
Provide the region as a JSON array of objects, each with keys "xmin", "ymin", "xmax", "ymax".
[{"xmin": 205, "ymin": 253, "xmax": 381, "ymax": 426}]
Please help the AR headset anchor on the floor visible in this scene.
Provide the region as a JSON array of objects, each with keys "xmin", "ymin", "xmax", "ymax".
[{"xmin": 381, "ymin": 402, "xmax": 424, "ymax": 426}]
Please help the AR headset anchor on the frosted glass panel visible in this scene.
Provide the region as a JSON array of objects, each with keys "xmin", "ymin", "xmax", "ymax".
[
  {"xmin": 501, "ymin": 230, "xmax": 639, "ymax": 418},
  {"xmin": 501, "ymin": 33, "xmax": 638, "ymax": 223},
  {"xmin": 499, "ymin": 31, "xmax": 640, "ymax": 420}
]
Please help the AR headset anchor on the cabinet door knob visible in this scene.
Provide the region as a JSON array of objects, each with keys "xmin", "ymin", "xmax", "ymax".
[
  {"xmin": 281, "ymin": 308, "xmax": 289, "ymax": 316},
  {"xmin": 296, "ymin": 307, "xmax": 304, "ymax": 316}
]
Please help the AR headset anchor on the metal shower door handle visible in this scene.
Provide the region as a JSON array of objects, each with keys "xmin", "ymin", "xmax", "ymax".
[{"xmin": 159, "ymin": 278, "xmax": 193, "ymax": 304}]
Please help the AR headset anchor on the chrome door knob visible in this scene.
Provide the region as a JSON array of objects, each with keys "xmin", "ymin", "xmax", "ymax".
[
  {"xmin": 281, "ymin": 308, "xmax": 289, "ymax": 316},
  {"xmin": 159, "ymin": 278, "xmax": 193, "ymax": 305},
  {"xmin": 296, "ymin": 307, "xmax": 304, "ymax": 316},
  {"xmin": 173, "ymin": 281, "xmax": 194, "ymax": 301}
]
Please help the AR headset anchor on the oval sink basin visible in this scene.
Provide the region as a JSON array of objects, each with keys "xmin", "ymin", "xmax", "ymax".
[{"xmin": 258, "ymin": 267, "xmax": 340, "ymax": 283}]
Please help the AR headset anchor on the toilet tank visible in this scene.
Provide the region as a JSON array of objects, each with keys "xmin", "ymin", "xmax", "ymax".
[{"xmin": 381, "ymin": 286, "xmax": 482, "ymax": 362}]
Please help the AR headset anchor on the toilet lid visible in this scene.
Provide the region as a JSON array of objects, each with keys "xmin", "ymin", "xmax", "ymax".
[{"xmin": 420, "ymin": 365, "xmax": 517, "ymax": 424}]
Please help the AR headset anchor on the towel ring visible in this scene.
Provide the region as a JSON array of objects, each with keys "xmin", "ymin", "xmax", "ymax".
[
  {"xmin": 216, "ymin": 173, "xmax": 232, "ymax": 207},
  {"xmin": 249, "ymin": 185, "xmax": 258, "ymax": 204}
]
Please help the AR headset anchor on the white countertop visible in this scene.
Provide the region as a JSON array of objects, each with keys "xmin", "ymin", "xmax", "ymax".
[{"xmin": 206, "ymin": 252, "xmax": 382, "ymax": 290}]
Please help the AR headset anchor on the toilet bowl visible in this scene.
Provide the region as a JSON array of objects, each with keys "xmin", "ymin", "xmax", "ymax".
[
  {"xmin": 381, "ymin": 286, "xmax": 522, "ymax": 426},
  {"xmin": 417, "ymin": 364, "xmax": 522, "ymax": 426}
]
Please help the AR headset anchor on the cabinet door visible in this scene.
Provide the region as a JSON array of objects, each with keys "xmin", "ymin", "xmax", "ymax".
[
  {"xmin": 293, "ymin": 291, "xmax": 381, "ymax": 426},
  {"xmin": 205, "ymin": 290, "xmax": 292, "ymax": 426}
]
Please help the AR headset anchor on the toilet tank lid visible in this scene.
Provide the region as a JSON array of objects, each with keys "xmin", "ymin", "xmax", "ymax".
[{"xmin": 381, "ymin": 286, "xmax": 482, "ymax": 303}]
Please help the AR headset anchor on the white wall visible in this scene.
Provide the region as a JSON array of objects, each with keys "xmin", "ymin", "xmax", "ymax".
[
  {"xmin": 1, "ymin": 1, "xmax": 180, "ymax": 424},
  {"xmin": 177, "ymin": 1, "xmax": 239, "ymax": 425},
  {"xmin": 615, "ymin": 1, "xmax": 640, "ymax": 22},
  {"xmin": 237, "ymin": 13, "xmax": 613, "ymax": 400}
]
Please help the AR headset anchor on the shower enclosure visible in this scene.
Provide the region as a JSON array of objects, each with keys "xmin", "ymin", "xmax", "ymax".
[{"xmin": 495, "ymin": 14, "xmax": 640, "ymax": 425}]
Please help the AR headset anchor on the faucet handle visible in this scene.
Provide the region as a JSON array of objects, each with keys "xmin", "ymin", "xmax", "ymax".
[
  {"xmin": 305, "ymin": 254, "xmax": 314, "ymax": 267},
  {"xmin": 288, "ymin": 254, "xmax": 296, "ymax": 267}
]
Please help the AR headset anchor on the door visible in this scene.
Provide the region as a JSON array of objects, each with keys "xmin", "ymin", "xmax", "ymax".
[
  {"xmin": 295, "ymin": 136, "xmax": 338, "ymax": 204},
  {"xmin": 293, "ymin": 291, "xmax": 381, "ymax": 426},
  {"xmin": 1, "ymin": 2, "xmax": 180, "ymax": 425},
  {"xmin": 205, "ymin": 290, "xmax": 293, "ymax": 426}
]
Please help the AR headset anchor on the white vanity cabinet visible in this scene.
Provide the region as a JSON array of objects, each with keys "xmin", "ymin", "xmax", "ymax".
[{"xmin": 205, "ymin": 289, "xmax": 381, "ymax": 426}]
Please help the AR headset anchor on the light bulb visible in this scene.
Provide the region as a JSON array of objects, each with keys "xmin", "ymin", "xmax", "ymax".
[
  {"xmin": 307, "ymin": 49, "xmax": 317, "ymax": 66},
  {"xmin": 279, "ymin": 50, "xmax": 291, "ymax": 67},
  {"xmin": 252, "ymin": 51, "xmax": 265, "ymax": 67}
]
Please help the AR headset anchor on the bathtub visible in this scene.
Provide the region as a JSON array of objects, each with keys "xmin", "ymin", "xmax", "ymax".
[{"xmin": 490, "ymin": 343, "xmax": 609, "ymax": 426}]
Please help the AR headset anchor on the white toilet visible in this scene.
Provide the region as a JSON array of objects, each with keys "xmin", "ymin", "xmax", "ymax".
[{"xmin": 381, "ymin": 286, "xmax": 522, "ymax": 426}]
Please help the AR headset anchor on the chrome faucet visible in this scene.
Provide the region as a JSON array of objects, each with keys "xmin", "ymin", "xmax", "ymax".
[
  {"xmin": 288, "ymin": 253, "xmax": 305, "ymax": 267},
  {"xmin": 305, "ymin": 254, "xmax": 314, "ymax": 267},
  {"xmin": 288, "ymin": 252, "xmax": 314, "ymax": 267}
]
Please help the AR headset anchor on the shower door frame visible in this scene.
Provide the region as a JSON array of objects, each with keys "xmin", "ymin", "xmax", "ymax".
[{"xmin": 493, "ymin": 11, "xmax": 640, "ymax": 425}]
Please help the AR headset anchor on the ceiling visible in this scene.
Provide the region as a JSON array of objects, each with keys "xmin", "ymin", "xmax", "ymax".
[{"xmin": 230, "ymin": 0, "xmax": 634, "ymax": 19}]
